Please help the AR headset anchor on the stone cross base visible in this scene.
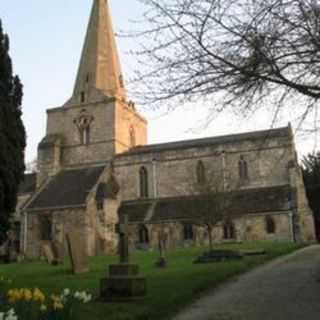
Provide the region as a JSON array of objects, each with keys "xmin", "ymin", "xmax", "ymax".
[{"xmin": 100, "ymin": 263, "xmax": 146, "ymax": 301}]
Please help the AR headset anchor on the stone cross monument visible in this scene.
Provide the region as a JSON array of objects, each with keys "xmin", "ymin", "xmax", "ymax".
[{"xmin": 100, "ymin": 214, "xmax": 146, "ymax": 301}]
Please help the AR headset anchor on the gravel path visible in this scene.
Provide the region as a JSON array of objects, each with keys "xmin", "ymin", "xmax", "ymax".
[{"xmin": 173, "ymin": 245, "xmax": 320, "ymax": 320}]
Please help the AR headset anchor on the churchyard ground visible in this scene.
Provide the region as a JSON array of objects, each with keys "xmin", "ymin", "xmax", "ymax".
[{"xmin": 0, "ymin": 242, "xmax": 302, "ymax": 320}]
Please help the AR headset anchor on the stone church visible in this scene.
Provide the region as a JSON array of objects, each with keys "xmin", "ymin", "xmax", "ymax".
[{"xmin": 17, "ymin": 0, "xmax": 315, "ymax": 257}]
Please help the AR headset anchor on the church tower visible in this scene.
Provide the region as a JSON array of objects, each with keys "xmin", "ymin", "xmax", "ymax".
[{"xmin": 37, "ymin": 0, "xmax": 147, "ymax": 185}]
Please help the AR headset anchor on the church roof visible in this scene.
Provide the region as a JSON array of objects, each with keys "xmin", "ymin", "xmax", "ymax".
[
  {"xmin": 71, "ymin": 0, "xmax": 126, "ymax": 103},
  {"xmin": 117, "ymin": 126, "xmax": 291, "ymax": 157},
  {"xmin": 19, "ymin": 173, "xmax": 37, "ymax": 195},
  {"xmin": 26, "ymin": 166, "xmax": 105, "ymax": 211},
  {"xmin": 119, "ymin": 185, "xmax": 291, "ymax": 223}
]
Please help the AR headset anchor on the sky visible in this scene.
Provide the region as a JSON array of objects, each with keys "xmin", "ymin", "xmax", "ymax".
[{"xmin": 1, "ymin": 0, "xmax": 316, "ymax": 164}]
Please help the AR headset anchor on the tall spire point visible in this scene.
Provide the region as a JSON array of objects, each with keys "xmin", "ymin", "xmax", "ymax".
[{"xmin": 70, "ymin": 0, "xmax": 127, "ymax": 105}]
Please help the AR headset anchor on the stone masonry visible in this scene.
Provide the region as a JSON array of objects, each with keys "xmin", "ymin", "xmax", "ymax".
[{"xmin": 17, "ymin": 0, "xmax": 315, "ymax": 258}]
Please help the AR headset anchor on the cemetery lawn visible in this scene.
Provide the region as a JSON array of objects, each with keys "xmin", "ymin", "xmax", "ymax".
[{"xmin": 0, "ymin": 241, "xmax": 302, "ymax": 320}]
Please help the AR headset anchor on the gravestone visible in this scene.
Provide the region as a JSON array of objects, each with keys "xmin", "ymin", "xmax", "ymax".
[
  {"xmin": 42, "ymin": 243, "xmax": 56, "ymax": 265},
  {"xmin": 52, "ymin": 240, "xmax": 65, "ymax": 265},
  {"xmin": 100, "ymin": 215, "xmax": 146, "ymax": 301},
  {"xmin": 155, "ymin": 229, "xmax": 167, "ymax": 268},
  {"xmin": 66, "ymin": 231, "xmax": 89, "ymax": 274}
]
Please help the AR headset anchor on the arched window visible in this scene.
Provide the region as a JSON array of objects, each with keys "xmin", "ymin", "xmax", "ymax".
[
  {"xmin": 266, "ymin": 216, "xmax": 276, "ymax": 234},
  {"xmin": 139, "ymin": 167, "xmax": 149, "ymax": 198},
  {"xmin": 196, "ymin": 160, "xmax": 206, "ymax": 185},
  {"xmin": 183, "ymin": 224, "xmax": 194, "ymax": 240},
  {"xmin": 80, "ymin": 127, "xmax": 90, "ymax": 145},
  {"xmin": 74, "ymin": 109, "xmax": 93, "ymax": 145},
  {"xmin": 238, "ymin": 155, "xmax": 249, "ymax": 181},
  {"xmin": 223, "ymin": 221, "xmax": 236, "ymax": 240},
  {"xmin": 130, "ymin": 126, "xmax": 136, "ymax": 147},
  {"xmin": 139, "ymin": 225, "xmax": 149, "ymax": 244}
]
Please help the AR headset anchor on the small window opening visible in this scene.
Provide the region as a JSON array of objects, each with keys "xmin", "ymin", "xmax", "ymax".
[
  {"xmin": 139, "ymin": 225, "xmax": 149, "ymax": 244},
  {"xmin": 266, "ymin": 216, "xmax": 276, "ymax": 234},
  {"xmin": 238, "ymin": 155, "xmax": 249, "ymax": 181},
  {"xmin": 139, "ymin": 167, "xmax": 149, "ymax": 198},
  {"xmin": 196, "ymin": 160, "xmax": 206, "ymax": 185},
  {"xmin": 80, "ymin": 91, "xmax": 86, "ymax": 103},
  {"xmin": 183, "ymin": 224, "xmax": 194, "ymax": 241},
  {"xmin": 223, "ymin": 221, "xmax": 236, "ymax": 240}
]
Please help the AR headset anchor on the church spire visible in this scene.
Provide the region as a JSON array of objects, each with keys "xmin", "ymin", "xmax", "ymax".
[{"xmin": 71, "ymin": 0, "xmax": 126, "ymax": 104}]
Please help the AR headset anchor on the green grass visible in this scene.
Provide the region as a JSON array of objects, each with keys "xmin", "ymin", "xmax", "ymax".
[{"xmin": 0, "ymin": 241, "xmax": 302, "ymax": 320}]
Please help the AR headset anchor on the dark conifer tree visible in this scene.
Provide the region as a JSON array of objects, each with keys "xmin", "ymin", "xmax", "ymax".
[
  {"xmin": 0, "ymin": 20, "xmax": 26, "ymax": 244},
  {"xmin": 302, "ymin": 153, "xmax": 320, "ymax": 220}
]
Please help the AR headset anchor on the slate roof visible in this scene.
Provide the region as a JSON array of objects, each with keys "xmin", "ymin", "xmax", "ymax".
[
  {"xmin": 27, "ymin": 166, "xmax": 105, "ymax": 211},
  {"xmin": 18, "ymin": 173, "xmax": 37, "ymax": 195},
  {"xmin": 119, "ymin": 185, "xmax": 291, "ymax": 223},
  {"xmin": 117, "ymin": 126, "xmax": 291, "ymax": 157}
]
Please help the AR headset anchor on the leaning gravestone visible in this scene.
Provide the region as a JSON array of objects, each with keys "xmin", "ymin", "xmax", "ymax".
[
  {"xmin": 66, "ymin": 231, "xmax": 89, "ymax": 274},
  {"xmin": 52, "ymin": 240, "xmax": 64, "ymax": 265},
  {"xmin": 42, "ymin": 244, "xmax": 56, "ymax": 265}
]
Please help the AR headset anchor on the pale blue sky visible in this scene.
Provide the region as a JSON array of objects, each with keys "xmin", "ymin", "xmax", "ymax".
[{"xmin": 0, "ymin": 0, "xmax": 315, "ymax": 163}]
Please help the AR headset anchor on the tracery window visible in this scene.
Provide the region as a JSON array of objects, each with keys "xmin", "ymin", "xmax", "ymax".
[
  {"xmin": 238, "ymin": 155, "xmax": 249, "ymax": 181},
  {"xmin": 74, "ymin": 109, "xmax": 94, "ymax": 145},
  {"xmin": 196, "ymin": 160, "xmax": 206, "ymax": 185},
  {"xmin": 266, "ymin": 216, "xmax": 276, "ymax": 234},
  {"xmin": 139, "ymin": 166, "xmax": 149, "ymax": 198}
]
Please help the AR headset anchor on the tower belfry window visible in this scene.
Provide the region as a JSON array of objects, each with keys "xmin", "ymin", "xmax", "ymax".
[{"xmin": 74, "ymin": 109, "xmax": 94, "ymax": 145}]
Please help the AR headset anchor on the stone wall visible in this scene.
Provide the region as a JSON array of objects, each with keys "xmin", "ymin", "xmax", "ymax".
[
  {"xmin": 25, "ymin": 208, "xmax": 87, "ymax": 258},
  {"xmin": 114, "ymin": 101, "xmax": 147, "ymax": 154},
  {"xmin": 125, "ymin": 212, "xmax": 292, "ymax": 251},
  {"xmin": 115, "ymin": 134, "xmax": 294, "ymax": 201}
]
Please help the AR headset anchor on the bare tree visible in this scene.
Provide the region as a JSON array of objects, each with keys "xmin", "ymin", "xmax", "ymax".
[
  {"xmin": 184, "ymin": 166, "xmax": 231, "ymax": 251},
  {"xmin": 130, "ymin": 0, "xmax": 320, "ymax": 130}
]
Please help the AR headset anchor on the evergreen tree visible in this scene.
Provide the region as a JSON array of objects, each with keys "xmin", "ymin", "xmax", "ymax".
[
  {"xmin": 0, "ymin": 20, "xmax": 26, "ymax": 244},
  {"xmin": 302, "ymin": 152, "xmax": 320, "ymax": 223}
]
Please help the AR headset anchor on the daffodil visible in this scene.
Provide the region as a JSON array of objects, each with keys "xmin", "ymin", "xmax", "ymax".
[
  {"xmin": 23, "ymin": 289, "xmax": 32, "ymax": 301},
  {"xmin": 53, "ymin": 301, "xmax": 64, "ymax": 310},
  {"xmin": 33, "ymin": 288, "xmax": 45, "ymax": 303}
]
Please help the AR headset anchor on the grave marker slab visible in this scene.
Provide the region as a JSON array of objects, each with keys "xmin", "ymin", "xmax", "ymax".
[
  {"xmin": 66, "ymin": 232, "xmax": 89, "ymax": 274},
  {"xmin": 42, "ymin": 244, "xmax": 55, "ymax": 265}
]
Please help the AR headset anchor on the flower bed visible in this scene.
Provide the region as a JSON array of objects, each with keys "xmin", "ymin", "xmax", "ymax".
[{"xmin": 1, "ymin": 279, "xmax": 92, "ymax": 320}]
